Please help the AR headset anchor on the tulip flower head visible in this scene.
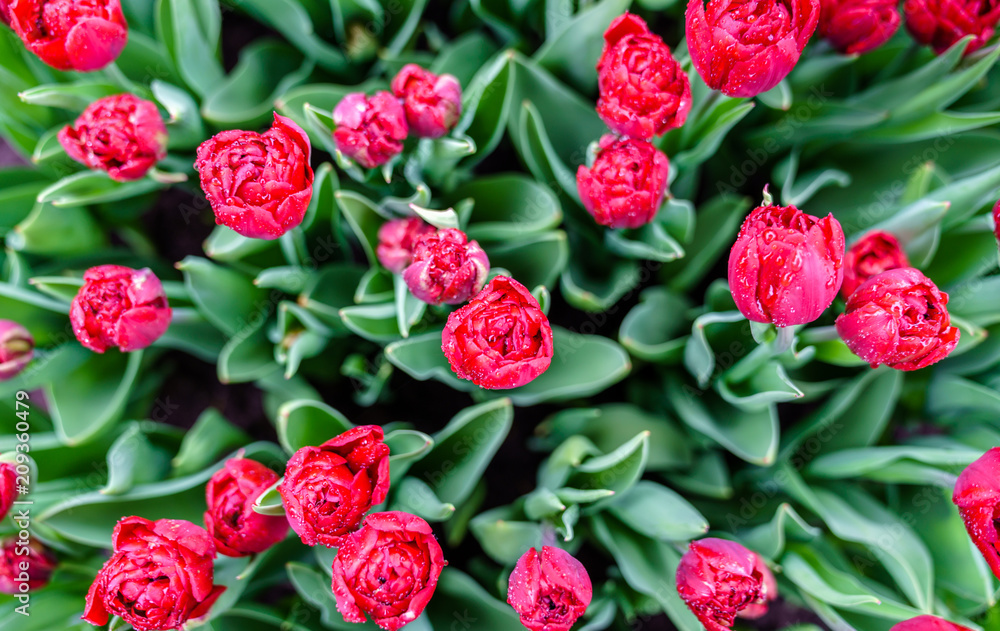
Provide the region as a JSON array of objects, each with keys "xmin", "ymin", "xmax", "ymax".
[
  {"xmin": 819, "ymin": 0, "xmax": 902, "ymax": 54},
  {"xmin": 904, "ymin": 0, "xmax": 1000, "ymax": 55},
  {"xmin": 576, "ymin": 134, "xmax": 670, "ymax": 229},
  {"xmin": 953, "ymin": 448, "xmax": 1000, "ymax": 580},
  {"xmin": 204, "ymin": 458, "xmax": 289, "ymax": 557},
  {"xmin": 836, "ymin": 267, "xmax": 959, "ymax": 370},
  {"xmin": 70, "ymin": 265, "xmax": 172, "ymax": 353},
  {"xmin": 0, "ymin": 320, "xmax": 33, "ymax": 380},
  {"xmin": 596, "ymin": 13, "xmax": 691, "ymax": 139},
  {"xmin": 507, "ymin": 546, "xmax": 593, "ymax": 631},
  {"xmin": 391, "ymin": 64, "xmax": 462, "ymax": 138},
  {"xmin": 402, "ymin": 228, "xmax": 490, "ymax": 305},
  {"xmin": 841, "ymin": 230, "xmax": 910, "ymax": 300},
  {"xmin": 377, "ymin": 217, "xmax": 436, "ymax": 274},
  {"xmin": 333, "ymin": 91, "xmax": 409, "ymax": 169},
  {"xmin": 686, "ymin": 0, "xmax": 820, "ymax": 97},
  {"xmin": 728, "ymin": 191, "xmax": 845, "ymax": 327},
  {"xmin": 7, "ymin": 0, "xmax": 128, "ymax": 71}
]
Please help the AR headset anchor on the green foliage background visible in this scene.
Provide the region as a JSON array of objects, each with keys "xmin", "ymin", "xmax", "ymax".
[{"xmin": 1, "ymin": 0, "xmax": 1000, "ymax": 630}]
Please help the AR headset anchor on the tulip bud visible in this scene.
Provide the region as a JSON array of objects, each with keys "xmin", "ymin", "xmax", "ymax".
[
  {"xmin": 70, "ymin": 265, "xmax": 172, "ymax": 354},
  {"xmin": 7, "ymin": 0, "xmax": 127, "ymax": 72},
  {"xmin": 596, "ymin": 13, "xmax": 691, "ymax": 139},
  {"xmin": 58, "ymin": 94, "xmax": 167, "ymax": 182},
  {"xmin": 841, "ymin": 230, "xmax": 910, "ymax": 300},
  {"xmin": 377, "ymin": 217, "xmax": 436, "ymax": 274},
  {"xmin": 443, "ymin": 276, "xmax": 554, "ymax": 390},
  {"xmin": 576, "ymin": 134, "xmax": 670, "ymax": 229},
  {"xmin": 0, "ymin": 539, "xmax": 56, "ymax": 594},
  {"xmin": 333, "ymin": 91, "xmax": 409, "ymax": 169},
  {"xmin": 83, "ymin": 517, "xmax": 225, "ymax": 630},
  {"xmin": 402, "ymin": 228, "xmax": 490, "ymax": 305},
  {"xmin": 904, "ymin": 0, "xmax": 1000, "ymax": 55},
  {"xmin": 952, "ymin": 448, "xmax": 1000, "ymax": 580},
  {"xmin": 0, "ymin": 320, "xmax": 33, "ymax": 381},
  {"xmin": 836, "ymin": 267, "xmax": 959, "ymax": 370},
  {"xmin": 676, "ymin": 538, "xmax": 776, "ymax": 631},
  {"xmin": 0, "ymin": 461, "xmax": 18, "ymax": 521},
  {"xmin": 686, "ymin": 0, "xmax": 820, "ymax": 98},
  {"xmin": 728, "ymin": 196, "xmax": 845, "ymax": 327},
  {"xmin": 891, "ymin": 615, "xmax": 975, "ymax": 630},
  {"xmin": 819, "ymin": 0, "xmax": 901, "ymax": 54},
  {"xmin": 391, "ymin": 64, "xmax": 462, "ymax": 138},
  {"xmin": 278, "ymin": 426, "xmax": 390, "ymax": 547},
  {"xmin": 196, "ymin": 113, "xmax": 314, "ymax": 240},
  {"xmin": 507, "ymin": 546, "xmax": 592, "ymax": 631},
  {"xmin": 331, "ymin": 512, "xmax": 446, "ymax": 631},
  {"xmin": 204, "ymin": 458, "xmax": 289, "ymax": 557}
]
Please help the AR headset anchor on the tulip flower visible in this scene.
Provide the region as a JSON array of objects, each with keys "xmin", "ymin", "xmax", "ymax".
[
  {"xmin": 402, "ymin": 228, "xmax": 490, "ymax": 305},
  {"xmin": 442, "ymin": 276, "xmax": 554, "ymax": 390},
  {"xmin": 0, "ymin": 539, "xmax": 56, "ymax": 594},
  {"xmin": 836, "ymin": 267, "xmax": 959, "ymax": 370},
  {"xmin": 70, "ymin": 265, "xmax": 172, "ymax": 353},
  {"xmin": 577, "ymin": 134, "xmax": 670, "ymax": 229},
  {"xmin": 891, "ymin": 615, "xmax": 975, "ymax": 630},
  {"xmin": 377, "ymin": 217, "xmax": 436, "ymax": 274},
  {"xmin": 953, "ymin": 447, "xmax": 1000, "ymax": 580},
  {"xmin": 596, "ymin": 13, "xmax": 691, "ymax": 139},
  {"xmin": 728, "ymin": 194, "xmax": 845, "ymax": 327},
  {"xmin": 904, "ymin": 0, "xmax": 1000, "ymax": 55},
  {"xmin": 686, "ymin": 0, "xmax": 820, "ymax": 98},
  {"xmin": 0, "ymin": 320, "xmax": 33, "ymax": 380},
  {"xmin": 59, "ymin": 94, "xmax": 167, "ymax": 182},
  {"xmin": 333, "ymin": 91, "xmax": 409, "ymax": 168},
  {"xmin": 7, "ymin": 0, "xmax": 127, "ymax": 71},
  {"xmin": 841, "ymin": 230, "xmax": 910, "ymax": 300},
  {"xmin": 204, "ymin": 458, "xmax": 289, "ymax": 557},
  {"xmin": 331, "ymin": 511, "xmax": 446, "ymax": 631},
  {"xmin": 391, "ymin": 64, "xmax": 462, "ymax": 138},
  {"xmin": 507, "ymin": 546, "xmax": 592, "ymax": 631},
  {"xmin": 819, "ymin": 0, "xmax": 901, "ymax": 54},
  {"xmin": 196, "ymin": 113, "xmax": 314, "ymax": 240}
]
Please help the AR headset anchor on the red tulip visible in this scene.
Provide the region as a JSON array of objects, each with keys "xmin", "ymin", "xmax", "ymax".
[
  {"xmin": 204, "ymin": 458, "xmax": 289, "ymax": 557},
  {"xmin": 953, "ymin": 447, "xmax": 1000, "ymax": 580},
  {"xmin": 891, "ymin": 615, "xmax": 975, "ymax": 630},
  {"xmin": 728, "ymin": 198, "xmax": 845, "ymax": 327},
  {"xmin": 0, "ymin": 320, "xmax": 33, "ymax": 380},
  {"xmin": 278, "ymin": 425, "xmax": 390, "ymax": 547},
  {"xmin": 904, "ymin": 0, "xmax": 1000, "ymax": 55},
  {"xmin": 196, "ymin": 113, "xmax": 314, "ymax": 240},
  {"xmin": 333, "ymin": 91, "xmax": 409, "ymax": 169},
  {"xmin": 836, "ymin": 267, "xmax": 959, "ymax": 370},
  {"xmin": 442, "ymin": 276, "xmax": 554, "ymax": 390},
  {"xmin": 70, "ymin": 265, "xmax": 172, "ymax": 353},
  {"xmin": 391, "ymin": 64, "xmax": 462, "ymax": 138},
  {"xmin": 507, "ymin": 546, "xmax": 592, "ymax": 631},
  {"xmin": 0, "ymin": 539, "xmax": 56, "ymax": 594},
  {"xmin": 402, "ymin": 228, "xmax": 490, "ymax": 305},
  {"xmin": 331, "ymin": 511, "xmax": 446, "ymax": 631},
  {"xmin": 841, "ymin": 230, "xmax": 910, "ymax": 300},
  {"xmin": 59, "ymin": 94, "xmax": 167, "ymax": 182},
  {"xmin": 7, "ymin": 0, "xmax": 127, "ymax": 71},
  {"xmin": 576, "ymin": 134, "xmax": 670, "ymax": 229},
  {"xmin": 0, "ymin": 462, "xmax": 15, "ymax": 520},
  {"xmin": 686, "ymin": 0, "xmax": 820, "ymax": 97},
  {"xmin": 0, "ymin": 1, "xmax": 10, "ymax": 25},
  {"xmin": 377, "ymin": 217, "xmax": 436, "ymax": 274},
  {"xmin": 596, "ymin": 13, "xmax": 691, "ymax": 139},
  {"xmin": 676, "ymin": 538, "xmax": 776, "ymax": 631},
  {"xmin": 819, "ymin": 0, "xmax": 901, "ymax": 54},
  {"xmin": 83, "ymin": 517, "xmax": 224, "ymax": 631}
]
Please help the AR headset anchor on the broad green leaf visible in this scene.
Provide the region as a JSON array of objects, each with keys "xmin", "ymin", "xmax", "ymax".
[
  {"xmin": 618, "ymin": 287, "xmax": 690, "ymax": 363},
  {"xmin": 47, "ymin": 350, "xmax": 144, "ymax": 445},
  {"xmin": 740, "ymin": 503, "xmax": 820, "ymax": 560},
  {"xmin": 533, "ymin": 0, "xmax": 631, "ymax": 92},
  {"xmin": 469, "ymin": 506, "xmax": 543, "ymax": 565},
  {"xmin": 607, "ymin": 481, "xmax": 708, "ymax": 542},
  {"xmin": 408, "ymin": 398, "xmax": 513, "ymax": 506},
  {"xmin": 177, "ymin": 256, "xmax": 268, "ymax": 337},
  {"xmin": 156, "ymin": 0, "xmax": 224, "ymax": 97},
  {"xmin": 457, "ymin": 175, "xmax": 562, "ymax": 242},
  {"xmin": 277, "ymin": 400, "xmax": 352, "ymax": 454},
  {"xmin": 566, "ymin": 431, "xmax": 648, "ymax": 498},
  {"xmin": 103, "ymin": 422, "xmax": 171, "ymax": 495},
  {"xmin": 172, "ymin": 408, "xmax": 250, "ymax": 476},
  {"xmin": 391, "ymin": 477, "xmax": 456, "ymax": 521}
]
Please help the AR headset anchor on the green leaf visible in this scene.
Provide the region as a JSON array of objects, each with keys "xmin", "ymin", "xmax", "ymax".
[
  {"xmin": 487, "ymin": 231, "xmax": 569, "ymax": 290},
  {"xmin": 605, "ymin": 219, "xmax": 686, "ymax": 263},
  {"xmin": 286, "ymin": 562, "xmax": 352, "ymax": 628},
  {"xmin": 340, "ymin": 302, "xmax": 404, "ymax": 343},
  {"xmin": 618, "ymin": 287, "xmax": 690, "ymax": 363},
  {"xmin": 277, "ymin": 400, "xmax": 352, "ymax": 454},
  {"xmin": 156, "ymin": 0, "xmax": 225, "ymax": 97},
  {"xmin": 684, "ymin": 310, "xmax": 746, "ymax": 387},
  {"xmin": 8, "ymin": 202, "xmax": 106, "ymax": 255},
  {"xmin": 47, "ymin": 350, "xmax": 144, "ymax": 446},
  {"xmin": 177, "ymin": 256, "xmax": 268, "ymax": 337},
  {"xmin": 608, "ymin": 481, "xmax": 708, "ymax": 542},
  {"xmin": 457, "ymin": 175, "xmax": 562, "ymax": 242},
  {"xmin": 665, "ymin": 195, "xmax": 750, "ymax": 292},
  {"xmin": 172, "ymin": 408, "xmax": 250, "ymax": 477},
  {"xmin": 740, "ymin": 503, "xmax": 820, "ymax": 560},
  {"xmin": 928, "ymin": 374, "xmax": 1000, "ymax": 418},
  {"xmin": 391, "ymin": 477, "xmax": 456, "ymax": 522},
  {"xmin": 202, "ymin": 40, "xmax": 313, "ymax": 128},
  {"xmin": 36, "ymin": 170, "xmax": 160, "ymax": 207},
  {"xmin": 561, "ymin": 258, "xmax": 640, "ymax": 312},
  {"xmin": 455, "ymin": 53, "xmax": 514, "ymax": 166},
  {"xmin": 217, "ymin": 316, "xmax": 279, "ymax": 384},
  {"xmin": 18, "ymin": 81, "xmax": 121, "ymax": 110},
  {"xmin": 533, "ymin": 0, "xmax": 631, "ymax": 92},
  {"xmin": 151, "ymin": 80, "xmax": 204, "ymax": 150},
  {"xmin": 385, "ymin": 429, "xmax": 434, "ymax": 480},
  {"xmin": 103, "ymin": 422, "xmax": 171, "ymax": 495},
  {"xmin": 590, "ymin": 514, "xmax": 702, "ymax": 631},
  {"xmin": 469, "ymin": 507, "xmax": 543, "ymax": 565},
  {"xmin": 38, "ymin": 442, "xmax": 282, "ymax": 546},
  {"xmin": 807, "ymin": 445, "xmax": 981, "ymax": 483},
  {"xmin": 668, "ymin": 377, "xmax": 779, "ymax": 465},
  {"xmin": 336, "ymin": 190, "xmax": 384, "ymax": 267},
  {"xmin": 409, "ymin": 399, "xmax": 513, "ymax": 506},
  {"xmin": 426, "ymin": 569, "xmax": 525, "ymax": 631},
  {"xmin": 566, "ymin": 431, "xmax": 648, "ymax": 498}
]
